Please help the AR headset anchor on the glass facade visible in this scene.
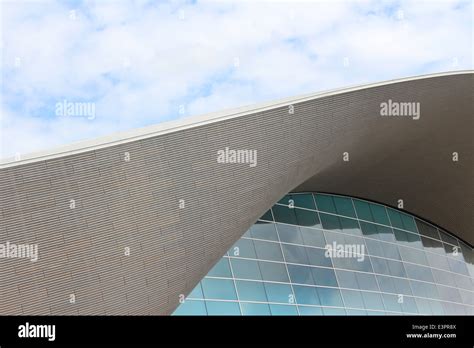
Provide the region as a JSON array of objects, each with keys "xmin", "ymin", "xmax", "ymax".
[{"xmin": 174, "ymin": 193, "xmax": 474, "ymax": 316}]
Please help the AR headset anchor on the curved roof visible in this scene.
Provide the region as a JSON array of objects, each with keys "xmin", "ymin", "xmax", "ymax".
[{"xmin": 0, "ymin": 71, "xmax": 472, "ymax": 315}]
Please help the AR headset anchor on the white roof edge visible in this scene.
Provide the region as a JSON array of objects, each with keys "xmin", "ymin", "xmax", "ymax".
[{"xmin": 2, "ymin": 70, "xmax": 473, "ymax": 169}]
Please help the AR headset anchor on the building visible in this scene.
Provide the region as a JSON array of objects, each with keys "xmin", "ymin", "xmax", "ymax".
[{"xmin": 0, "ymin": 71, "xmax": 472, "ymax": 315}]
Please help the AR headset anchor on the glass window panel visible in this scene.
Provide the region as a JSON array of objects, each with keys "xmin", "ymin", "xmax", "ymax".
[
  {"xmin": 264, "ymin": 283, "xmax": 294, "ymax": 304},
  {"xmin": 387, "ymin": 209, "xmax": 404, "ymax": 230},
  {"xmin": 300, "ymin": 227, "xmax": 326, "ymax": 248},
  {"xmin": 230, "ymin": 238, "xmax": 256, "ymax": 258},
  {"xmin": 360, "ymin": 221, "xmax": 378, "ymax": 238},
  {"xmin": 306, "ymin": 247, "xmax": 332, "ymax": 267},
  {"xmin": 230, "ymin": 258, "xmax": 262, "ymax": 280},
  {"xmin": 240, "ymin": 303, "xmax": 270, "ymax": 315},
  {"xmin": 269, "ymin": 304, "xmax": 298, "ymax": 315},
  {"xmin": 323, "ymin": 230, "xmax": 345, "ymax": 245},
  {"xmin": 276, "ymin": 224, "xmax": 303, "ymax": 244},
  {"xmin": 416, "ymin": 220, "xmax": 439, "ymax": 240},
  {"xmin": 346, "ymin": 309, "xmax": 367, "ymax": 315},
  {"xmin": 322, "ymin": 307, "xmax": 346, "ymax": 315},
  {"xmin": 250, "ymin": 222, "xmax": 278, "ymax": 241},
  {"xmin": 361, "ymin": 292, "xmax": 385, "ymax": 311},
  {"xmin": 370, "ymin": 203, "xmax": 390, "ymax": 225},
  {"xmin": 278, "ymin": 194, "xmax": 292, "ymax": 205},
  {"xmin": 386, "ymin": 259, "xmax": 406, "ymax": 277},
  {"xmin": 201, "ymin": 278, "xmax": 237, "ymax": 300},
  {"xmin": 293, "ymin": 285, "xmax": 320, "ymax": 305},
  {"xmin": 272, "ymin": 204, "xmax": 298, "ymax": 225},
  {"xmin": 405, "ymin": 263, "xmax": 434, "ymax": 282},
  {"xmin": 340, "ymin": 217, "xmax": 361, "ymax": 235},
  {"xmin": 444, "ymin": 243, "xmax": 463, "ymax": 260},
  {"xmin": 394, "ymin": 229, "xmax": 422, "ymax": 248},
  {"xmin": 454, "ymin": 274, "xmax": 472, "ymax": 291},
  {"xmin": 421, "ymin": 236, "xmax": 445, "ymax": 254},
  {"xmin": 371, "ymin": 257, "xmax": 390, "ymax": 275},
  {"xmin": 341, "ymin": 289, "xmax": 365, "ymax": 309},
  {"xmin": 315, "ymin": 194, "xmax": 337, "ymax": 214},
  {"xmin": 364, "ymin": 238, "xmax": 384, "ymax": 258},
  {"xmin": 426, "ymin": 252, "xmax": 450, "ymax": 271},
  {"xmin": 236, "ymin": 280, "xmax": 268, "ymax": 302},
  {"xmin": 438, "ymin": 230, "xmax": 459, "ymax": 246},
  {"xmin": 311, "ymin": 267, "xmax": 338, "ymax": 287},
  {"xmin": 354, "ymin": 200, "xmax": 373, "ymax": 222},
  {"xmin": 287, "ymin": 264, "xmax": 314, "ymax": 285},
  {"xmin": 333, "ymin": 196, "xmax": 356, "ymax": 218},
  {"xmin": 335, "ymin": 270, "xmax": 358, "ymax": 289},
  {"xmin": 282, "ymin": 244, "xmax": 309, "ymax": 264},
  {"xmin": 448, "ymin": 258, "xmax": 469, "ymax": 275},
  {"xmin": 317, "ymin": 287, "xmax": 344, "ymax": 307},
  {"xmin": 410, "ymin": 280, "xmax": 438, "ymax": 299},
  {"xmin": 380, "ymin": 241, "xmax": 401, "ymax": 260},
  {"xmin": 332, "ymin": 255, "xmax": 373, "ymax": 272},
  {"xmin": 173, "ymin": 300, "xmax": 207, "ymax": 315},
  {"xmin": 260, "ymin": 209, "xmax": 273, "ymax": 221},
  {"xmin": 400, "ymin": 296, "xmax": 418, "ymax": 314},
  {"xmin": 298, "ymin": 305, "xmax": 323, "ymax": 315},
  {"xmin": 355, "ymin": 273, "xmax": 379, "ymax": 291},
  {"xmin": 253, "ymin": 240, "xmax": 284, "ymax": 261},
  {"xmin": 188, "ymin": 283, "xmax": 204, "ymax": 299},
  {"xmin": 258, "ymin": 261, "xmax": 289, "ymax": 282},
  {"xmin": 400, "ymin": 213, "xmax": 417, "ymax": 233},
  {"xmin": 205, "ymin": 301, "xmax": 241, "ymax": 315},
  {"xmin": 415, "ymin": 298, "xmax": 433, "ymax": 315},
  {"xmin": 432, "ymin": 268, "xmax": 455, "ymax": 287},
  {"xmin": 293, "ymin": 194, "xmax": 316, "ymax": 210},
  {"xmin": 295, "ymin": 208, "xmax": 320, "ymax": 228},
  {"xmin": 207, "ymin": 258, "xmax": 232, "ymax": 278},
  {"xmin": 320, "ymin": 213, "xmax": 341, "ymax": 231},
  {"xmin": 382, "ymin": 293, "xmax": 402, "ymax": 312},
  {"xmin": 437, "ymin": 285, "xmax": 462, "ymax": 303},
  {"xmin": 398, "ymin": 246, "xmax": 428, "ymax": 266},
  {"xmin": 376, "ymin": 225, "xmax": 395, "ymax": 243}
]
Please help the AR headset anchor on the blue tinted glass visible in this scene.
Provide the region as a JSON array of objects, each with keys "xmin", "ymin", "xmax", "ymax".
[
  {"xmin": 236, "ymin": 280, "xmax": 268, "ymax": 302},
  {"xmin": 355, "ymin": 272, "xmax": 379, "ymax": 291},
  {"xmin": 292, "ymin": 194, "xmax": 317, "ymax": 210},
  {"xmin": 300, "ymin": 227, "xmax": 326, "ymax": 247},
  {"xmin": 295, "ymin": 208, "xmax": 320, "ymax": 227},
  {"xmin": 370, "ymin": 203, "xmax": 390, "ymax": 225},
  {"xmin": 410, "ymin": 280, "xmax": 439, "ymax": 298},
  {"xmin": 360, "ymin": 221, "xmax": 378, "ymax": 238},
  {"xmin": 354, "ymin": 200, "xmax": 373, "ymax": 222},
  {"xmin": 311, "ymin": 267, "xmax": 338, "ymax": 287},
  {"xmin": 293, "ymin": 285, "xmax": 320, "ymax": 305},
  {"xmin": 361, "ymin": 292, "xmax": 385, "ymax": 311},
  {"xmin": 173, "ymin": 300, "xmax": 207, "ymax": 315},
  {"xmin": 298, "ymin": 306, "xmax": 323, "ymax": 315},
  {"xmin": 332, "ymin": 255, "xmax": 373, "ymax": 272},
  {"xmin": 277, "ymin": 224, "xmax": 303, "ymax": 244},
  {"xmin": 306, "ymin": 247, "xmax": 332, "ymax": 267},
  {"xmin": 205, "ymin": 301, "xmax": 241, "ymax": 315},
  {"xmin": 231, "ymin": 258, "xmax": 262, "ymax": 280},
  {"xmin": 231, "ymin": 238, "xmax": 256, "ymax": 258},
  {"xmin": 400, "ymin": 296, "xmax": 418, "ymax": 314},
  {"xmin": 416, "ymin": 220, "xmax": 440, "ymax": 239},
  {"xmin": 240, "ymin": 302, "xmax": 270, "ymax": 315},
  {"xmin": 400, "ymin": 213, "xmax": 417, "ymax": 233},
  {"xmin": 399, "ymin": 246, "xmax": 428, "ymax": 265},
  {"xmin": 251, "ymin": 222, "xmax": 278, "ymax": 241},
  {"xmin": 260, "ymin": 209, "xmax": 273, "ymax": 221},
  {"xmin": 387, "ymin": 209, "xmax": 404, "ymax": 230},
  {"xmin": 264, "ymin": 283, "xmax": 293, "ymax": 303},
  {"xmin": 333, "ymin": 196, "xmax": 356, "ymax": 217},
  {"xmin": 201, "ymin": 278, "xmax": 237, "ymax": 300},
  {"xmin": 320, "ymin": 213, "xmax": 341, "ymax": 231},
  {"xmin": 336, "ymin": 270, "xmax": 359, "ymax": 289},
  {"xmin": 188, "ymin": 283, "xmax": 204, "ymax": 299},
  {"xmin": 341, "ymin": 289, "xmax": 365, "ymax": 309},
  {"xmin": 207, "ymin": 258, "xmax": 232, "ymax": 278},
  {"xmin": 340, "ymin": 217, "xmax": 361, "ymax": 235},
  {"xmin": 394, "ymin": 229, "xmax": 422, "ymax": 248},
  {"xmin": 322, "ymin": 307, "xmax": 346, "ymax": 315},
  {"xmin": 258, "ymin": 261, "xmax": 289, "ymax": 282},
  {"xmin": 282, "ymin": 244, "xmax": 309, "ymax": 264},
  {"xmin": 315, "ymin": 194, "xmax": 337, "ymax": 213},
  {"xmin": 288, "ymin": 264, "xmax": 314, "ymax": 285},
  {"xmin": 382, "ymin": 293, "xmax": 402, "ymax": 312},
  {"xmin": 254, "ymin": 240, "xmax": 284, "ymax": 261},
  {"xmin": 272, "ymin": 204, "xmax": 298, "ymax": 225},
  {"xmin": 317, "ymin": 287, "xmax": 344, "ymax": 307},
  {"xmin": 376, "ymin": 225, "xmax": 395, "ymax": 243},
  {"xmin": 269, "ymin": 304, "xmax": 298, "ymax": 315}
]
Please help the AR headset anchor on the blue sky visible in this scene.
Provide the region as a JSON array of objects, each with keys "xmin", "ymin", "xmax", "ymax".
[{"xmin": 1, "ymin": 0, "xmax": 472, "ymax": 158}]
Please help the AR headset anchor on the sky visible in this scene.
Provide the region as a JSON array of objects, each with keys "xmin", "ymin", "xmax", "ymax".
[{"xmin": 1, "ymin": 0, "xmax": 472, "ymax": 159}]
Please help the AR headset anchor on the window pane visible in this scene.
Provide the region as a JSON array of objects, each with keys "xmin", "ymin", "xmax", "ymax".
[
  {"xmin": 298, "ymin": 305, "xmax": 323, "ymax": 315},
  {"xmin": 333, "ymin": 196, "xmax": 356, "ymax": 218},
  {"xmin": 258, "ymin": 261, "xmax": 289, "ymax": 282},
  {"xmin": 315, "ymin": 194, "xmax": 337, "ymax": 214},
  {"xmin": 399, "ymin": 246, "xmax": 428, "ymax": 265},
  {"xmin": 254, "ymin": 240, "xmax": 284, "ymax": 261},
  {"xmin": 295, "ymin": 208, "xmax": 320, "ymax": 228},
  {"xmin": 207, "ymin": 258, "xmax": 232, "ymax": 278},
  {"xmin": 282, "ymin": 244, "xmax": 309, "ymax": 264},
  {"xmin": 332, "ymin": 255, "xmax": 373, "ymax": 272},
  {"xmin": 354, "ymin": 200, "xmax": 373, "ymax": 222},
  {"xmin": 341, "ymin": 289, "xmax": 365, "ymax": 309},
  {"xmin": 311, "ymin": 267, "xmax": 338, "ymax": 287},
  {"xmin": 173, "ymin": 300, "xmax": 207, "ymax": 315},
  {"xmin": 405, "ymin": 263, "xmax": 434, "ymax": 282},
  {"xmin": 187, "ymin": 283, "xmax": 204, "ymax": 299},
  {"xmin": 292, "ymin": 194, "xmax": 316, "ymax": 210},
  {"xmin": 400, "ymin": 213, "xmax": 417, "ymax": 233},
  {"xmin": 205, "ymin": 301, "xmax": 241, "ymax": 315},
  {"xmin": 306, "ymin": 247, "xmax": 332, "ymax": 267},
  {"xmin": 340, "ymin": 217, "xmax": 361, "ymax": 235},
  {"xmin": 300, "ymin": 227, "xmax": 326, "ymax": 248},
  {"xmin": 360, "ymin": 221, "xmax": 378, "ymax": 238},
  {"xmin": 387, "ymin": 209, "xmax": 403, "ymax": 230},
  {"xmin": 376, "ymin": 225, "xmax": 395, "ymax": 243},
  {"xmin": 236, "ymin": 280, "xmax": 268, "ymax": 302},
  {"xmin": 230, "ymin": 238, "xmax": 256, "ymax": 258},
  {"xmin": 288, "ymin": 264, "xmax": 314, "ymax": 285},
  {"xmin": 269, "ymin": 304, "xmax": 298, "ymax": 315},
  {"xmin": 370, "ymin": 203, "xmax": 390, "ymax": 225},
  {"xmin": 201, "ymin": 278, "xmax": 237, "ymax": 300},
  {"xmin": 272, "ymin": 204, "xmax": 297, "ymax": 225},
  {"xmin": 421, "ymin": 236, "xmax": 444, "ymax": 254},
  {"xmin": 410, "ymin": 280, "xmax": 438, "ymax": 299},
  {"xmin": 260, "ymin": 209, "xmax": 273, "ymax": 221},
  {"xmin": 250, "ymin": 222, "xmax": 278, "ymax": 241},
  {"xmin": 317, "ymin": 287, "xmax": 344, "ymax": 307},
  {"xmin": 361, "ymin": 292, "xmax": 385, "ymax": 311},
  {"xmin": 264, "ymin": 283, "xmax": 293, "ymax": 304},
  {"xmin": 320, "ymin": 213, "xmax": 341, "ymax": 231},
  {"xmin": 240, "ymin": 303, "xmax": 270, "ymax": 315},
  {"xmin": 394, "ymin": 229, "xmax": 422, "ymax": 248},
  {"xmin": 276, "ymin": 224, "xmax": 303, "ymax": 244},
  {"xmin": 230, "ymin": 258, "xmax": 262, "ymax": 280},
  {"xmin": 322, "ymin": 307, "xmax": 346, "ymax": 315},
  {"xmin": 293, "ymin": 285, "xmax": 320, "ymax": 305},
  {"xmin": 335, "ymin": 269, "xmax": 358, "ymax": 289},
  {"xmin": 416, "ymin": 219, "xmax": 439, "ymax": 239},
  {"xmin": 355, "ymin": 272, "xmax": 379, "ymax": 291}
]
